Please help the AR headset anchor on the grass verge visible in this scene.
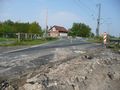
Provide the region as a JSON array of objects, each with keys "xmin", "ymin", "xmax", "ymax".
[
  {"xmin": 87, "ymin": 37, "xmax": 103, "ymax": 43},
  {"xmin": 0, "ymin": 37, "xmax": 57, "ymax": 46},
  {"xmin": 88, "ymin": 37, "xmax": 120, "ymax": 53}
]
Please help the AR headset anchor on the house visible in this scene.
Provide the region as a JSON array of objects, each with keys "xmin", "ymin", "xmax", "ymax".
[{"xmin": 48, "ymin": 25, "xmax": 68, "ymax": 38}]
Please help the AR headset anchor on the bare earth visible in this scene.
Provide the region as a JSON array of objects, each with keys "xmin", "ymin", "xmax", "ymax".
[{"xmin": 0, "ymin": 46, "xmax": 120, "ymax": 90}]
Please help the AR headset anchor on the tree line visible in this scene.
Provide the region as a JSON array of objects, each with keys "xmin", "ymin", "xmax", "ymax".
[
  {"xmin": 0, "ymin": 20, "xmax": 94, "ymax": 38},
  {"xmin": 0, "ymin": 20, "xmax": 43, "ymax": 37}
]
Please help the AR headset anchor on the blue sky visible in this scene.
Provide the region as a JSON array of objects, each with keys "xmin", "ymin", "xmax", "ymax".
[{"xmin": 0, "ymin": 0, "xmax": 120, "ymax": 36}]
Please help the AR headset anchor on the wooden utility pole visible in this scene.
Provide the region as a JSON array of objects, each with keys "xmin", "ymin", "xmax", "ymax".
[
  {"xmin": 96, "ymin": 3, "xmax": 101, "ymax": 36},
  {"xmin": 45, "ymin": 9, "xmax": 48, "ymax": 37}
]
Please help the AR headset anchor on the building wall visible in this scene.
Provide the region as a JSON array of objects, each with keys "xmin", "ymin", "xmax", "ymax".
[
  {"xmin": 59, "ymin": 33, "xmax": 68, "ymax": 37},
  {"xmin": 50, "ymin": 33, "xmax": 58, "ymax": 37},
  {"xmin": 49, "ymin": 30, "xmax": 59, "ymax": 37}
]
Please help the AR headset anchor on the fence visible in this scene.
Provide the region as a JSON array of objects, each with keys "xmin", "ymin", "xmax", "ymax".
[{"xmin": 0, "ymin": 33, "xmax": 42, "ymax": 41}]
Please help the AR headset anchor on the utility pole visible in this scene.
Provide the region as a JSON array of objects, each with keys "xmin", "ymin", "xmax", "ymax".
[
  {"xmin": 45, "ymin": 9, "xmax": 48, "ymax": 37},
  {"xmin": 96, "ymin": 3, "xmax": 101, "ymax": 36}
]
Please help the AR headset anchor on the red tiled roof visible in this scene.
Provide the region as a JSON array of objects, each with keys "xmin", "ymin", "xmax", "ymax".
[{"xmin": 49, "ymin": 25, "xmax": 68, "ymax": 33}]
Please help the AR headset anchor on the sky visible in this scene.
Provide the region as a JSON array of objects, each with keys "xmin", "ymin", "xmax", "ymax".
[{"xmin": 0, "ymin": 0, "xmax": 120, "ymax": 36}]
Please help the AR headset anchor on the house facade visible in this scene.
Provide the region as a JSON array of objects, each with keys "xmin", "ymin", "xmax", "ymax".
[{"xmin": 49, "ymin": 25, "xmax": 68, "ymax": 38}]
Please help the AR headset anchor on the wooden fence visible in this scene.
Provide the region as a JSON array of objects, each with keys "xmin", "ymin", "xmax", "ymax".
[{"xmin": 0, "ymin": 33, "xmax": 42, "ymax": 41}]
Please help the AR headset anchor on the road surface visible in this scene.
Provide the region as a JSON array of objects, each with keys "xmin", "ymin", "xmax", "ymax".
[{"xmin": 0, "ymin": 38, "xmax": 101, "ymax": 78}]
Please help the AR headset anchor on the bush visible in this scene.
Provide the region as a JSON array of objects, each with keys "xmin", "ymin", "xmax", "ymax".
[{"xmin": 94, "ymin": 36, "xmax": 103, "ymax": 43}]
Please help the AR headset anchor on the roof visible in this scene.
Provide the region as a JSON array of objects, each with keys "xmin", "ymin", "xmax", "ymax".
[{"xmin": 49, "ymin": 25, "xmax": 68, "ymax": 33}]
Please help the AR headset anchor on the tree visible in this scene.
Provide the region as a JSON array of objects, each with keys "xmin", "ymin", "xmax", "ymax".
[
  {"xmin": 69, "ymin": 23, "xmax": 91, "ymax": 37},
  {"xmin": 90, "ymin": 32, "xmax": 95, "ymax": 38},
  {"xmin": 4, "ymin": 20, "xmax": 14, "ymax": 25},
  {"xmin": 14, "ymin": 22, "xmax": 29, "ymax": 33},
  {"xmin": 1, "ymin": 20, "xmax": 14, "ymax": 33},
  {"xmin": 0, "ymin": 20, "xmax": 43, "ymax": 37},
  {"xmin": 0, "ymin": 22, "xmax": 2, "ymax": 33},
  {"xmin": 29, "ymin": 22, "xmax": 42, "ymax": 34}
]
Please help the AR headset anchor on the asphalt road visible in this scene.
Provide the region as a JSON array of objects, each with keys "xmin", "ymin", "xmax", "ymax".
[{"xmin": 0, "ymin": 38, "xmax": 100, "ymax": 78}]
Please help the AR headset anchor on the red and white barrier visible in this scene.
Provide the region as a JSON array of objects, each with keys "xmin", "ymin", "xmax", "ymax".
[{"xmin": 103, "ymin": 32, "xmax": 107, "ymax": 47}]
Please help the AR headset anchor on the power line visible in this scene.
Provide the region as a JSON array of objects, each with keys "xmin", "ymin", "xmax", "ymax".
[
  {"xmin": 72, "ymin": 0, "xmax": 96, "ymax": 20},
  {"xmin": 77, "ymin": 0, "xmax": 96, "ymax": 14},
  {"xmin": 72, "ymin": 0, "xmax": 89, "ymax": 14}
]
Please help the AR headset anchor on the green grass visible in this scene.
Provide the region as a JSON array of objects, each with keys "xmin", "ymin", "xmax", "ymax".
[
  {"xmin": 0, "ymin": 38, "xmax": 17, "ymax": 46},
  {"xmin": 108, "ymin": 43, "xmax": 120, "ymax": 49},
  {"xmin": 0, "ymin": 38, "xmax": 16, "ymax": 41},
  {"xmin": 88, "ymin": 37, "xmax": 120, "ymax": 53},
  {"xmin": 107, "ymin": 38, "xmax": 120, "ymax": 50},
  {"xmin": 13, "ymin": 40, "xmax": 47, "ymax": 46},
  {"xmin": 87, "ymin": 37, "xmax": 103, "ymax": 43},
  {"xmin": 0, "ymin": 37, "xmax": 57, "ymax": 46}
]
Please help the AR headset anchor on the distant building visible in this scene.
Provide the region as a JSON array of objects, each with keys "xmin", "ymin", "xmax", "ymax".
[{"xmin": 48, "ymin": 25, "xmax": 68, "ymax": 38}]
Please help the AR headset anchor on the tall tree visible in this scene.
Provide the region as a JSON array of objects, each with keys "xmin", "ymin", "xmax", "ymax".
[
  {"xmin": 29, "ymin": 22, "xmax": 42, "ymax": 34},
  {"xmin": 69, "ymin": 23, "xmax": 91, "ymax": 37}
]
